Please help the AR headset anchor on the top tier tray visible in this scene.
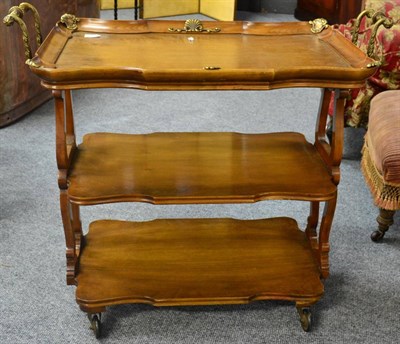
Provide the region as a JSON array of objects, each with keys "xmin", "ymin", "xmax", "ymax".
[{"xmin": 30, "ymin": 18, "xmax": 377, "ymax": 90}]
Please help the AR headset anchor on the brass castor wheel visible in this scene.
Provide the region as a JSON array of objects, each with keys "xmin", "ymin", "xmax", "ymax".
[
  {"xmin": 371, "ymin": 230, "xmax": 385, "ymax": 242},
  {"xmin": 88, "ymin": 313, "xmax": 102, "ymax": 338},
  {"xmin": 297, "ymin": 307, "xmax": 312, "ymax": 332}
]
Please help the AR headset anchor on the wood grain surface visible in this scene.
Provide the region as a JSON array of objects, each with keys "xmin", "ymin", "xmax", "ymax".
[
  {"xmin": 76, "ymin": 218, "xmax": 323, "ymax": 309},
  {"xmin": 29, "ymin": 19, "xmax": 377, "ymax": 90},
  {"xmin": 67, "ymin": 132, "xmax": 337, "ymax": 205}
]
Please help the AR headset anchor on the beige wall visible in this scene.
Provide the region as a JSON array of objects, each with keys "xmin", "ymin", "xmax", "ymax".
[
  {"xmin": 200, "ymin": 0, "xmax": 236, "ymax": 21},
  {"xmin": 142, "ymin": 0, "xmax": 199, "ymax": 18},
  {"xmin": 101, "ymin": 0, "xmax": 134, "ymax": 9}
]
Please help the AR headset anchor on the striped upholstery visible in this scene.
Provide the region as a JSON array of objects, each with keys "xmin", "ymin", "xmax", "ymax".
[{"xmin": 361, "ymin": 90, "xmax": 400, "ymax": 210}]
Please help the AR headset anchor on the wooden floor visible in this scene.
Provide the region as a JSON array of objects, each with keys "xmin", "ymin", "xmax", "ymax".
[
  {"xmin": 68, "ymin": 132, "xmax": 336, "ymax": 205},
  {"xmin": 76, "ymin": 217, "xmax": 324, "ymax": 308}
]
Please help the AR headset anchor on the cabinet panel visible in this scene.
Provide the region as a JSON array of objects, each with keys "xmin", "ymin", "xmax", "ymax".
[
  {"xmin": 0, "ymin": 0, "xmax": 100, "ymax": 127},
  {"xmin": 295, "ymin": 0, "xmax": 363, "ymax": 24},
  {"xmin": 297, "ymin": 0, "xmax": 336, "ymax": 20}
]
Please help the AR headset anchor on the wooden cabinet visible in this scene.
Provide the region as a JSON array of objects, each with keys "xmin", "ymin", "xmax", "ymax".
[
  {"xmin": 295, "ymin": 0, "xmax": 363, "ymax": 24},
  {"xmin": 0, "ymin": 0, "xmax": 100, "ymax": 127},
  {"xmin": 4, "ymin": 13, "xmax": 377, "ymax": 337}
]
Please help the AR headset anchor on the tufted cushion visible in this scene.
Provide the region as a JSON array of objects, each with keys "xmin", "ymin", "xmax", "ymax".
[{"xmin": 361, "ymin": 90, "xmax": 400, "ymax": 210}]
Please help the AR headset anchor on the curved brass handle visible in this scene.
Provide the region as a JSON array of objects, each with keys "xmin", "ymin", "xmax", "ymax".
[
  {"xmin": 351, "ymin": 9, "xmax": 374, "ymax": 45},
  {"xmin": 3, "ymin": 2, "xmax": 42, "ymax": 67},
  {"xmin": 19, "ymin": 2, "xmax": 42, "ymax": 46},
  {"xmin": 367, "ymin": 14, "xmax": 394, "ymax": 58},
  {"xmin": 351, "ymin": 8, "xmax": 395, "ymax": 65}
]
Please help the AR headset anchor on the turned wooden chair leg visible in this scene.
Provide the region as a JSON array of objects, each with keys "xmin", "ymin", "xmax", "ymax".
[{"xmin": 371, "ymin": 208, "xmax": 396, "ymax": 242}]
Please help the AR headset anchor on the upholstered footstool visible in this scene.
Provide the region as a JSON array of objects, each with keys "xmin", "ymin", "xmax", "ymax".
[{"xmin": 361, "ymin": 90, "xmax": 400, "ymax": 241}]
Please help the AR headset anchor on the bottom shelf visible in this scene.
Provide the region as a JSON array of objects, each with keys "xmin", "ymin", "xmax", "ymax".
[{"xmin": 76, "ymin": 218, "xmax": 323, "ymax": 309}]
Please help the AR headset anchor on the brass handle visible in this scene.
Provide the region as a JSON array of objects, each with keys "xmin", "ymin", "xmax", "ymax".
[
  {"xmin": 351, "ymin": 9, "xmax": 394, "ymax": 58},
  {"xmin": 3, "ymin": 2, "xmax": 42, "ymax": 67},
  {"xmin": 351, "ymin": 9, "xmax": 374, "ymax": 45},
  {"xmin": 367, "ymin": 14, "xmax": 394, "ymax": 58}
]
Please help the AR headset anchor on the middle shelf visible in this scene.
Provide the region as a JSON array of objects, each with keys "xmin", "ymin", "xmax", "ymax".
[{"xmin": 67, "ymin": 131, "xmax": 336, "ymax": 205}]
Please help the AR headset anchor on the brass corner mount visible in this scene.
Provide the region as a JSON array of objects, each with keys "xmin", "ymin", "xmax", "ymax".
[
  {"xmin": 168, "ymin": 19, "xmax": 221, "ymax": 33},
  {"xmin": 60, "ymin": 13, "xmax": 80, "ymax": 31},
  {"xmin": 367, "ymin": 61, "xmax": 381, "ymax": 68},
  {"xmin": 309, "ymin": 18, "xmax": 329, "ymax": 34}
]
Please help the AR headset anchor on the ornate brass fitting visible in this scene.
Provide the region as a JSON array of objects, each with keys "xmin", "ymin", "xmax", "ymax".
[
  {"xmin": 3, "ymin": 2, "xmax": 42, "ymax": 67},
  {"xmin": 351, "ymin": 8, "xmax": 394, "ymax": 62},
  {"xmin": 60, "ymin": 13, "xmax": 80, "ymax": 31},
  {"xmin": 168, "ymin": 19, "xmax": 221, "ymax": 33},
  {"xmin": 366, "ymin": 61, "xmax": 381, "ymax": 68},
  {"xmin": 309, "ymin": 18, "xmax": 329, "ymax": 34},
  {"xmin": 367, "ymin": 15, "xmax": 394, "ymax": 57}
]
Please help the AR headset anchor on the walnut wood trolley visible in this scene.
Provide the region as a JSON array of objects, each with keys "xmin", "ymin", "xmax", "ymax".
[{"xmin": 4, "ymin": 4, "xmax": 378, "ymax": 337}]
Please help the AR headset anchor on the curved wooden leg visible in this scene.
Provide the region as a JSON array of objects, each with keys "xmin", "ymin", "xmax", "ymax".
[
  {"xmin": 54, "ymin": 90, "xmax": 78, "ymax": 285},
  {"xmin": 318, "ymin": 196, "xmax": 337, "ymax": 279},
  {"xmin": 306, "ymin": 201, "xmax": 319, "ymax": 251},
  {"xmin": 371, "ymin": 208, "xmax": 395, "ymax": 242},
  {"xmin": 60, "ymin": 190, "xmax": 76, "ymax": 285},
  {"xmin": 71, "ymin": 203, "xmax": 83, "ymax": 256},
  {"xmin": 326, "ymin": 117, "xmax": 333, "ymax": 144}
]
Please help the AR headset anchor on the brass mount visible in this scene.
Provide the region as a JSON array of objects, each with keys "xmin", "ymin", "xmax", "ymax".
[
  {"xmin": 309, "ymin": 18, "xmax": 329, "ymax": 34},
  {"xmin": 60, "ymin": 13, "xmax": 80, "ymax": 31},
  {"xmin": 168, "ymin": 19, "xmax": 221, "ymax": 33},
  {"xmin": 351, "ymin": 9, "xmax": 395, "ymax": 59},
  {"xmin": 3, "ymin": 2, "xmax": 42, "ymax": 67}
]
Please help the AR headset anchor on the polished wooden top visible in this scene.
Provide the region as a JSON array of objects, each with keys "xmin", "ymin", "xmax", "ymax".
[
  {"xmin": 31, "ymin": 19, "xmax": 377, "ymax": 90},
  {"xmin": 67, "ymin": 132, "xmax": 337, "ymax": 205},
  {"xmin": 76, "ymin": 218, "xmax": 323, "ymax": 307}
]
